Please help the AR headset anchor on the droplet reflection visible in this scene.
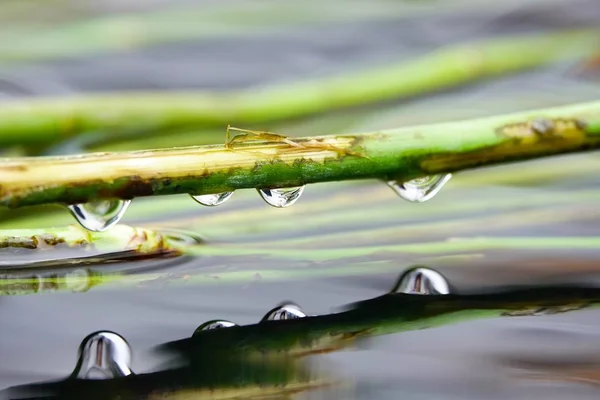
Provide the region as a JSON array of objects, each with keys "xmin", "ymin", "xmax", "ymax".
[
  {"xmin": 393, "ymin": 267, "xmax": 451, "ymax": 295},
  {"xmin": 387, "ymin": 174, "xmax": 452, "ymax": 203},
  {"xmin": 190, "ymin": 191, "xmax": 234, "ymax": 207},
  {"xmin": 71, "ymin": 331, "xmax": 133, "ymax": 379},
  {"xmin": 257, "ymin": 186, "xmax": 305, "ymax": 208},
  {"xmin": 193, "ymin": 320, "xmax": 238, "ymax": 336},
  {"xmin": 261, "ymin": 303, "xmax": 307, "ymax": 321},
  {"xmin": 68, "ymin": 199, "xmax": 130, "ymax": 232}
]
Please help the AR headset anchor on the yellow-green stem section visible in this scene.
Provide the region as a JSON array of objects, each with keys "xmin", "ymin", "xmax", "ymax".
[
  {"xmin": 1, "ymin": 100, "xmax": 600, "ymax": 208},
  {"xmin": 0, "ymin": 224, "xmax": 181, "ymax": 254}
]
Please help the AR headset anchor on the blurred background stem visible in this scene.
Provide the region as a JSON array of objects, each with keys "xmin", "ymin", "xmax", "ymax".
[{"xmin": 0, "ymin": 29, "xmax": 596, "ymax": 152}]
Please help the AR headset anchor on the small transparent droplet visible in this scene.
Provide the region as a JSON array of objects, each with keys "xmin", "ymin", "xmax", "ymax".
[
  {"xmin": 193, "ymin": 320, "xmax": 237, "ymax": 336},
  {"xmin": 261, "ymin": 303, "xmax": 307, "ymax": 322},
  {"xmin": 72, "ymin": 331, "xmax": 133, "ymax": 379},
  {"xmin": 257, "ymin": 186, "xmax": 305, "ymax": 208},
  {"xmin": 190, "ymin": 191, "xmax": 234, "ymax": 207},
  {"xmin": 387, "ymin": 174, "xmax": 451, "ymax": 203},
  {"xmin": 392, "ymin": 267, "xmax": 450, "ymax": 295},
  {"xmin": 68, "ymin": 199, "xmax": 131, "ymax": 232}
]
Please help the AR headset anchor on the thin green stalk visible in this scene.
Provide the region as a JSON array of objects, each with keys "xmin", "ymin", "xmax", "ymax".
[
  {"xmin": 1, "ymin": 100, "xmax": 600, "ymax": 209},
  {"xmin": 0, "ymin": 225, "xmax": 183, "ymax": 254},
  {"xmin": 0, "ymin": 0, "xmax": 558, "ymax": 62},
  {"xmin": 0, "ymin": 29, "xmax": 597, "ymax": 147}
]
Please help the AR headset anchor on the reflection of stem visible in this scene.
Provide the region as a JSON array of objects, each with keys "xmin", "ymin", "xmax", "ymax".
[
  {"xmin": 2, "ymin": 100, "xmax": 599, "ymax": 208},
  {"xmin": 0, "ymin": 30, "xmax": 597, "ymax": 148},
  {"xmin": 160, "ymin": 285, "xmax": 600, "ymax": 361},
  {"xmin": 3, "ymin": 236, "xmax": 600, "ymax": 296},
  {"xmin": 5, "ymin": 357, "xmax": 339, "ymax": 400}
]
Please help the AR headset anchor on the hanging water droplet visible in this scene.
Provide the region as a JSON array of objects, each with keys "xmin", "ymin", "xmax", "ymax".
[
  {"xmin": 193, "ymin": 319, "xmax": 237, "ymax": 337},
  {"xmin": 387, "ymin": 174, "xmax": 452, "ymax": 203},
  {"xmin": 68, "ymin": 199, "xmax": 131, "ymax": 232},
  {"xmin": 71, "ymin": 331, "xmax": 133, "ymax": 379},
  {"xmin": 257, "ymin": 186, "xmax": 305, "ymax": 208},
  {"xmin": 190, "ymin": 191, "xmax": 234, "ymax": 207},
  {"xmin": 392, "ymin": 267, "xmax": 451, "ymax": 295},
  {"xmin": 261, "ymin": 303, "xmax": 307, "ymax": 322}
]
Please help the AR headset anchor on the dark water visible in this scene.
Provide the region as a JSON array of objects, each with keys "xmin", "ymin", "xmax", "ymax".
[{"xmin": 2, "ymin": 1, "xmax": 600, "ymax": 398}]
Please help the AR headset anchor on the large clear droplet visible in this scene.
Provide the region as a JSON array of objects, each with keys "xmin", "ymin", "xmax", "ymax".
[
  {"xmin": 71, "ymin": 331, "xmax": 133, "ymax": 379},
  {"xmin": 68, "ymin": 199, "xmax": 131, "ymax": 232},
  {"xmin": 261, "ymin": 303, "xmax": 307, "ymax": 322},
  {"xmin": 387, "ymin": 174, "xmax": 451, "ymax": 203},
  {"xmin": 392, "ymin": 267, "xmax": 451, "ymax": 295},
  {"xmin": 190, "ymin": 191, "xmax": 234, "ymax": 207},
  {"xmin": 193, "ymin": 320, "xmax": 237, "ymax": 337},
  {"xmin": 257, "ymin": 186, "xmax": 305, "ymax": 208}
]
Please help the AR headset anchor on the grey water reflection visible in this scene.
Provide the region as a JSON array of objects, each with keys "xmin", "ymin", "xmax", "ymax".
[{"xmin": 7, "ymin": 268, "xmax": 600, "ymax": 399}]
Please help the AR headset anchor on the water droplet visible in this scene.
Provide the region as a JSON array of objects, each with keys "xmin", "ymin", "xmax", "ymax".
[
  {"xmin": 72, "ymin": 331, "xmax": 133, "ymax": 379},
  {"xmin": 387, "ymin": 174, "xmax": 451, "ymax": 203},
  {"xmin": 193, "ymin": 319, "xmax": 237, "ymax": 336},
  {"xmin": 261, "ymin": 303, "xmax": 307, "ymax": 322},
  {"xmin": 392, "ymin": 267, "xmax": 451, "ymax": 295},
  {"xmin": 68, "ymin": 199, "xmax": 131, "ymax": 232},
  {"xmin": 190, "ymin": 191, "xmax": 234, "ymax": 207},
  {"xmin": 257, "ymin": 186, "xmax": 305, "ymax": 208}
]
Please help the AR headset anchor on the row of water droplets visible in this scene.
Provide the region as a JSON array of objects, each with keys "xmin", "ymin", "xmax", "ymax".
[
  {"xmin": 67, "ymin": 174, "xmax": 452, "ymax": 232},
  {"xmin": 65, "ymin": 267, "xmax": 449, "ymax": 380},
  {"xmin": 192, "ymin": 266, "xmax": 450, "ymax": 333}
]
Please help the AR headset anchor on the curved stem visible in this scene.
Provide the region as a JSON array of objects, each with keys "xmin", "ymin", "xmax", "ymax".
[
  {"xmin": 1, "ymin": 100, "xmax": 599, "ymax": 208},
  {"xmin": 0, "ymin": 29, "xmax": 597, "ymax": 147}
]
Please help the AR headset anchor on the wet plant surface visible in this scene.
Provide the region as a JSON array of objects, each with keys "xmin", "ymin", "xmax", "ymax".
[{"xmin": 2, "ymin": 1, "xmax": 600, "ymax": 399}]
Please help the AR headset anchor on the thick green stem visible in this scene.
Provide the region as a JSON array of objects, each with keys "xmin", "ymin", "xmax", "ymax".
[
  {"xmin": 1, "ymin": 100, "xmax": 599, "ymax": 208},
  {"xmin": 0, "ymin": 29, "xmax": 597, "ymax": 147}
]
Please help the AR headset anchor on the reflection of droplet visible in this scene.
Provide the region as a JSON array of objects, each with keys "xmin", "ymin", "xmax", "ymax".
[
  {"xmin": 64, "ymin": 269, "xmax": 92, "ymax": 293},
  {"xmin": 261, "ymin": 303, "xmax": 307, "ymax": 321},
  {"xmin": 387, "ymin": 174, "xmax": 451, "ymax": 203},
  {"xmin": 72, "ymin": 331, "xmax": 133, "ymax": 379},
  {"xmin": 68, "ymin": 199, "xmax": 131, "ymax": 232},
  {"xmin": 393, "ymin": 267, "xmax": 450, "ymax": 295},
  {"xmin": 257, "ymin": 186, "xmax": 305, "ymax": 208},
  {"xmin": 190, "ymin": 192, "xmax": 234, "ymax": 207},
  {"xmin": 193, "ymin": 320, "xmax": 237, "ymax": 336}
]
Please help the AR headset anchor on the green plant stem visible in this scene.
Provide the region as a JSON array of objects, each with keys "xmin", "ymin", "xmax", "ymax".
[
  {"xmin": 0, "ymin": 29, "xmax": 597, "ymax": 148},
  {"xmin": 0, "ymin": 0, "xmax": 561, "ymax": 62},
  {"xmin": 0, "ymin": 224, "xmax": 182, "ymax": 254},
  {"xmin": 1, "ymin": 100, "xmax": 600, "ymax": 209}
]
